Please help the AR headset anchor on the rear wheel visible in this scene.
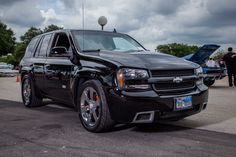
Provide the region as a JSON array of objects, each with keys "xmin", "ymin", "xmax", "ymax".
[
  {"xmin": 77, "ymin": 80, "xmax": 114, "ymax": 132},
  {"xmin": 21, "ymin": 75, "xmax": 43, "ymax": 107}
]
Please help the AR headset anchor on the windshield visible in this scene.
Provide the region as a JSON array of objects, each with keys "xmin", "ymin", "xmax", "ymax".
[{"xmin": 72, "ymin": 31, "xmax": 145, "ymax": 52}]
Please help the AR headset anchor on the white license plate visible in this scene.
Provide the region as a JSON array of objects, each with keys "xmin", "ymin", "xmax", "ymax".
[{"xmin": 174, "ymin": 96, "xmax": 192, "ymax": 110}]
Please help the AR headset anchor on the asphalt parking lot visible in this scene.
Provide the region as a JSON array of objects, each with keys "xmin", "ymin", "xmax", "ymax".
[{"xmin": 0, "ymin": 77, "xmax": 236, "ymax": 157}]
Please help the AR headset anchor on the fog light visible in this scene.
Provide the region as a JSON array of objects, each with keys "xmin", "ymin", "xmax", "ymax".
[
  {"xmin": 125, "ymin": 84, "xmax": 150, "ymax": 89},
  {"xmin": 196, "ymin": 79, "xmax": 203, "ymax": 85}
]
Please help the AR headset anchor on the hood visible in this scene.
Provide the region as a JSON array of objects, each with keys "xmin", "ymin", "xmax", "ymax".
[
  {"xmin": 188, "ymin": 44, "xmax": 220, "ymax": 65},
  {"xmin": 93, "ymin": 51, "xmax": 199, "ymax": 70},
  {"xmin": 182, "ymin": 53, "xmax": 193, "ymax": 60}
]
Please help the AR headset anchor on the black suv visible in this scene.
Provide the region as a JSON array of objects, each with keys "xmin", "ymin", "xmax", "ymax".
[{"xmin": 20, "ymin": 29, "xmax": 208, "ymax": 132}]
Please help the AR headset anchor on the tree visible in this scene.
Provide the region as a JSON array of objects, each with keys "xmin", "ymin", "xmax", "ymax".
[
  {"xmin": 13, "ymin": 24, "xmax": 62, "ymax": 64},
  {"xmin": 43, "ymin": 24, "xmax": 63, "ymax": 33},
  {"xmin": 11, "ymin": 27, "xmax": 43, "ymax": 64},
  {"xmin": 0, "ymin": 24, "xmax": 64, "ymax": 65},
  {"xmin": 13, "ymin": 42, "xmax": 27, "ymax": 64},
  {"xmin": 0, "ymin": 21, "xmax": 15, "ymax": 56},
  {"xmin": 20, "ymin": 27, "xmax": 43, "ymax": 45},
  {"xmin": 156, "ymin": 43, "xmax": 199, "ymax": 57},
  {"xmin": 212, "ymin": 49, "xmax": 225, "ymax": 62}
]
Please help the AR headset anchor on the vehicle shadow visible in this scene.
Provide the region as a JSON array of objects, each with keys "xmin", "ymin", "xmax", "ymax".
[
  {"xmin": 108, "ymin": 123, "xmax": 191, "ymax": 133},
  {"xmin": 30, "ymin": 100, "xmax": 76, "ymax": 113},
  {"xmin": 36, "ymin": 102, "xmax": 192, "ymax": 133},
  {"xmin": 210, "ymin": 85, "xmax": 231, "ymax": 89},
  {"xmin": 40, "ymin": 100, "xmax": 236, "ymax": 133},
  {"xmin": 131, "ymin": 123, "xmax": 191, "ymax": 133},
  {"xmin": 0, "ymin": 99, "xmax": 233, "ymax": 134}
]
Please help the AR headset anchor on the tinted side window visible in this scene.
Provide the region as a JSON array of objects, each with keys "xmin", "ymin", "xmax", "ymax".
[
  {"xmin": 38, "ymin": 34, "xmax": 52, "ymax": 57},
  {"xmin": 24, "ymin": 37, "xmax": 39, "ymax": 58},
  {"xmin": 52, "ymin": 33, "xmax": 70, "ymax": 50}
]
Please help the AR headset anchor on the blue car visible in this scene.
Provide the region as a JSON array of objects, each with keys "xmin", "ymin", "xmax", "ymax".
[{"xmin": 183, "ymin": 44, "xmax": 226, "ymax": 86}]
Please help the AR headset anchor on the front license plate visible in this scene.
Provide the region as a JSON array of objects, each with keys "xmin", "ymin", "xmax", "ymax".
[{"xmin": 174, "ymin": 96, "xmax": 192, "ymax": 111}]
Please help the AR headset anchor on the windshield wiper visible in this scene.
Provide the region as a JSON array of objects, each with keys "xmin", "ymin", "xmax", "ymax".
[
  {"xmin": 136, "ymin": 50, "xmax": 145, "ymax": 52},
  {"xmin": 82, "ymin": 49, "xmax": 101, "ymax": 52},
  {"xmin": 126, "ymin": 49, "xmax": 145, "ymax": 52}
]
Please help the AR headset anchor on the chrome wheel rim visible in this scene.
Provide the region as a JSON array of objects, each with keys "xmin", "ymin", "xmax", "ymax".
[
  {"xmin": 80, "ymin": 87, "xmax": 101, "ymax": 127},
  {"xmin": 23, "ymin": 79, "xmax": 31, "ymax": 105}
]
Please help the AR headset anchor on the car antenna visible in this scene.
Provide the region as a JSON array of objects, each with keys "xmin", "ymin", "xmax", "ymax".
[
  {"xmin": 113, "ymin": 28, "xmax": 117, "ymax": 33},
  {"xmin": 82, "ymin": 0, "xmax": 85, "ymax": 51}
]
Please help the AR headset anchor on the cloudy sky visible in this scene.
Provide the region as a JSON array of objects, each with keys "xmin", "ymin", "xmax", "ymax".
[{"xmin": 0, "ymin": 0, "xmax": 236, "ymax": 51}]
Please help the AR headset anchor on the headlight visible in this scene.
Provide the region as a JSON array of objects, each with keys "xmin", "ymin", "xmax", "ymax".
[
  {"xmin": 195, "ymin": 67, "xmax": 204, "ymax": 85},
  {"xmin": 122, "ymin": 68, "xmax": 149, "ymax": 80},
  {"xmin": 116, "ymin": 68, "xmax": 150, "ymax": 90},
  {"xmin": 195, "ymin": 67, "xmax": 203, "ymax": 77}
]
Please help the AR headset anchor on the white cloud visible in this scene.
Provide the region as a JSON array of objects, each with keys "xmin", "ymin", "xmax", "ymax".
[
  {"xmin": 40, "ymin": 8, "xmax": 61, "ymax": 27},
  {"xmin": 40, "ymin": 8, "xmax": 58, "ymax": 21},
  {"xmin": 0, "ymin": 0, "xmax": 236, "ymax": 50},
  {"xmin": 0, "ymin": 0, "xmax": 44, "ymax": 27}
]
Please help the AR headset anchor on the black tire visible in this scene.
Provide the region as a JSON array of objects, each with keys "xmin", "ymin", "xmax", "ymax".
[
  {"xmin": 204, "ymin": 80, "xmax": 215, "ymax": 87},
  {"xmin": 21, "ymin": 75, "xmax": 43, "ymax": 107},
  {"xmin": 77, "ymin": 79, "xmax": 114, "ymax": 132}
]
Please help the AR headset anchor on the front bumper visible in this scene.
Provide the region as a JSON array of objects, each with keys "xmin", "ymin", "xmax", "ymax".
[{"xmin": 105, "ymin": 84, "xmax": 208, "ymax": 123}]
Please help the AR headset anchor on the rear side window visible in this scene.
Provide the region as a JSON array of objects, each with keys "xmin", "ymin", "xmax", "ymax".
[
  {"xmin": 38, "ymin": 34, "xmax": 52, "ymax": 57},
  {"xmin": 24, "ymin": 37, "xmax": 39, "ymax": 58}
]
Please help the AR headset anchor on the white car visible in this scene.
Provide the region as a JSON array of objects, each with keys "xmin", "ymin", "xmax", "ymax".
[{"xmin": 0, "ymin": 63, "xmax": 18, "ymax": 77}]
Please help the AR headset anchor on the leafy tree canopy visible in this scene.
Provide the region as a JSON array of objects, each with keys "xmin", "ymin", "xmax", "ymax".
[
  {"xmin": 20, "ymin": 24, "xmax": 63, "ymax": 46},
  {"xmin": 0, "ymin": 21, "xmax": 16, "ymax": 56},
  {"xmin": 20, "ymin": 27, "xmax": 43, "ymax": 45},
  {"xmin": 0, "ymin": 23, "xmax": 63, "ymax": 65},
  {"xmin": 14, "ymin": 24, "xmax": 63, "ymax": 64},
  {"xmin": 44, "ymin": 24, "xmax": 63, "ymax": 33},
  {"xmin": 156, "ymin": 43, "xmax": 199, "ymax": 57}
]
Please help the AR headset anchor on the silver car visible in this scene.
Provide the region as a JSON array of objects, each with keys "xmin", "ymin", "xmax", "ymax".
[{"xmin": 0, "ymin": 63, "xmax": 18, "ymax": 77}]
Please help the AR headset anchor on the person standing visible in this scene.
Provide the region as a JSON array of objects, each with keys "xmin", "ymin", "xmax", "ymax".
[
  {"xmin": 206, "ymin": 58, "xmax": 217, "ymax": 67},
  {"xmin": 223, "ymin": 47, "xmax": 236, "ymax": 87}
]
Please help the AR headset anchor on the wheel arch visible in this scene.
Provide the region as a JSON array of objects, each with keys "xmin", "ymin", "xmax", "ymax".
[
  {"xmin": 72, "ymin": 68, "xmax": 115, "ymax": 110},
  {"xmin": 20, "ymin": 65, "xmax": 34, "ymax": 80},
  {"xmin": 20, "ymin": 66, "xmax": 43, "ymax": 98}
]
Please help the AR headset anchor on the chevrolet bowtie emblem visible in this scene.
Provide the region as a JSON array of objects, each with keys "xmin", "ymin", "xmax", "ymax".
[{"xmin": 173, "ymin": 77, "xmax": 183, "ymax": 83}]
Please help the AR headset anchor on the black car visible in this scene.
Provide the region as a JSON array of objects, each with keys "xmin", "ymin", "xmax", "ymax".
[{"xmin": 20, "ymin": 29, "xmax": 208, "ymax": 132}]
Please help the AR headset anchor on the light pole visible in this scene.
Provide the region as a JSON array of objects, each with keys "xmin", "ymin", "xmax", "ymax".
[{"xmin": 98, "ymin": 16, "xmax": 107, "ymax": 30}]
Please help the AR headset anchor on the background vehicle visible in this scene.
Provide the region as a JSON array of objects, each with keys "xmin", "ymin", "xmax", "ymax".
[
  {"xmin": 0, "ymin": 63, "xmax": 18, "ymax": 77},
  {"xmin": 183, "ymin": 44, "xmax": 226, "ymax": 86},
  {"xmin": 20, "ymin": 30, "xmax": 208, "ymax": 132}
]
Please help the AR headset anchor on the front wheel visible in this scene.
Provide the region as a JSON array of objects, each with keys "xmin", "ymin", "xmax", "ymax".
[
  {"xmin": 77, "ymin": 80, "xmax": 114, "ymax": 132},
  {"xmin": 204, "ymin": 80, "xmax": 215, "ymax": 87}
]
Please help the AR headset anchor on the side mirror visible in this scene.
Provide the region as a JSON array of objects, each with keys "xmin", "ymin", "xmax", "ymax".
[{"xmin": 50, "ymin": 47, "xmax": 70, "ymax": 57}]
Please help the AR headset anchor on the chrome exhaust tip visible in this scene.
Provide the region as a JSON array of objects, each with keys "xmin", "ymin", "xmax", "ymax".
[{"xmin": 132, "ymin": 111, "xmax": 155, "ymax": 123}]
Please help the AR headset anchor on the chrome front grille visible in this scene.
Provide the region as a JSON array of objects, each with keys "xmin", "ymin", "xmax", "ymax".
[{"xmin": 151, "ymin": 69, "xmax": 194, "ymax": 77}]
